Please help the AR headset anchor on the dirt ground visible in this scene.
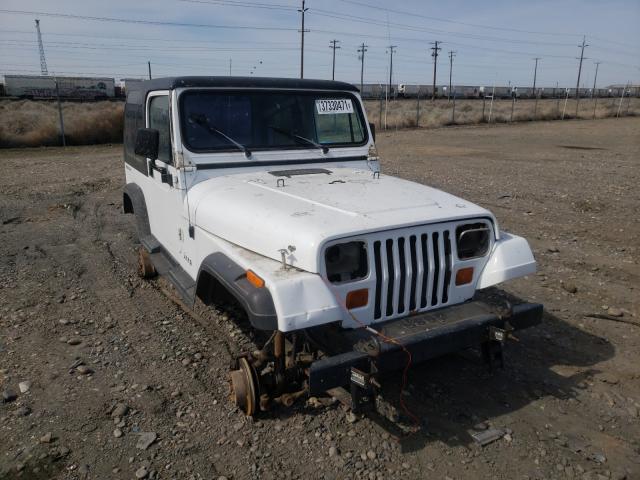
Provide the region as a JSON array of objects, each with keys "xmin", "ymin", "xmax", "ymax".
[{"xmin": 1, "ymin": 118, "xmax": 639, "ymax": 480}]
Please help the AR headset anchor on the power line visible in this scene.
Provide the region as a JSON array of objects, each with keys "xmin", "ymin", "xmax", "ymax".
[
  {"xmin": 311, "ymin": 8, "xmax": 578, "ymax": 47},
  {"xmin": 0, "ymin": 9, "xmax": 297, "ymax": 31},
  {"xmin": 0, "ymin": 39, "xmax": 299, "ymax": 53},
  {"xmin": 178, "ymin": 0, "xmax": 295, "ymax": 11},
  {"xmin": 336, "ymin": 0, "xmax": 584, "ymax": 37},
  {"xmin": 2, "ymin": 26, "xmax": 635, "ymax": 60}
]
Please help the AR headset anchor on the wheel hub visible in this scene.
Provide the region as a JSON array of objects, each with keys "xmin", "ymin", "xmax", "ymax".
[{"xmin": 229, "ymin": 357, "xmax": 260, "ymax": 416}]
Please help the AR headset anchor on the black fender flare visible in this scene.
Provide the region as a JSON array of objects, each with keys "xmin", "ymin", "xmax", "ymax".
[
  {"xmin": 123, "ymin": 183, "xmax": 151, "ymax": 239},
  {"xmin": 197, "ymin": 252, "xmax": 278, "ymax": 331}
]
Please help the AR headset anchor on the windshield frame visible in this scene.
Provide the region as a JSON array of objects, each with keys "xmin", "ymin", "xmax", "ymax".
[{"xmin": 178, "ymin": 88, "xmax": 369, "ymax": 154}]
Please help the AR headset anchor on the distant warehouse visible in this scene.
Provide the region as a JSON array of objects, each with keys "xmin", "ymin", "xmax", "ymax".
[{"xmin": 1, "ymin": 75, "xmax": 115, "ymax": 99}]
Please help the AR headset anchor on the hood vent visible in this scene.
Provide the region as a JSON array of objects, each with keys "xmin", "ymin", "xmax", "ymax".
[{"xmin": 269, "ymin": 168, "xmax": 332, "ymax": 178}]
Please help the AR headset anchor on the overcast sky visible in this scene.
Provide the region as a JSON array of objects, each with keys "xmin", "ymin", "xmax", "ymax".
[{"xmin": 1, "ymin": 0, "xmax": 638, "ymax": 88}]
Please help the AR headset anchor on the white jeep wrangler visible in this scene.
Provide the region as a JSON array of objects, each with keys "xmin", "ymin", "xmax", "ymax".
[{"xmin": 123, "ymin": 77, "xmax": 542, "ymax": 416}]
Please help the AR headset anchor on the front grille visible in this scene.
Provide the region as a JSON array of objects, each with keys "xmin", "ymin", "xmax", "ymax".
[{"xmin": 373, "ymin": 229, "xmax": 453, "ymax": 320}]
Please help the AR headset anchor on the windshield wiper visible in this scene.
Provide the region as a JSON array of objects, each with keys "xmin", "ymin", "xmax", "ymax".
[
  {"xmin": 268, "ymin": 125, "xmax": 329, "ymax": 154},
  {"xmin": 189, "ymin": 113, "xmax": 252, "ymax": 158}
]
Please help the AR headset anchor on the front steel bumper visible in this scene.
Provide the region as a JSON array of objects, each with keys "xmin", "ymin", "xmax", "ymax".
[{"xmin": 308, "ymin": 301, "xmax": 543, "ymax": 395}]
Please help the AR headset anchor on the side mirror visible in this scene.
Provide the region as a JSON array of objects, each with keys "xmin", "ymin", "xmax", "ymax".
[
  {"xmin": 369, "ymin": 122, "xmax": 376, "ymax": 142},
  {"xmin": 134, "ymin": 128, "xmax": 159, "ymax": 160}
]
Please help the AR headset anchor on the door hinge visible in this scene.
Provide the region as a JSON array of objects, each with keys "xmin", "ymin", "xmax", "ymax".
[{"xmin": 147, "ymin": 160, "xmax": 173, "ymax": 187}]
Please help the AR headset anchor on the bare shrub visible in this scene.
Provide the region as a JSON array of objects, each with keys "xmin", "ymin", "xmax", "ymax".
[
  {"xmin": 364, "ymin": 98, "xmax": 640, "ymax": 131},
  {"xmin": 0, "ymin": 100, "xmax": 124, "ymax": 148}
]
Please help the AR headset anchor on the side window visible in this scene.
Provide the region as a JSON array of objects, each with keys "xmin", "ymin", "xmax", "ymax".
[{"xmin": 148, "ymin": 95, "xmax": 172, "ymax": 163}]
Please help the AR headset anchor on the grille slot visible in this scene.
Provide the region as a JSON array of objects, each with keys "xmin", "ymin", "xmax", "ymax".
[
  {"xmin": 373, "ymin": 227, "xmax": 454, "ymax": 320},
  {"xmin": 408, "ymin": 235, "xmax": 417, "ymax": 311},
  {"xmin": 385, "ymin": 239, "xmax": 394, "ymax": 317},
  {"xmin": 373, "ymin": 241, "xmax": 382, "ymax": 319},
  {"xmin": 397, "ymin": 237, "xmax": 406, "ymax": 314}
]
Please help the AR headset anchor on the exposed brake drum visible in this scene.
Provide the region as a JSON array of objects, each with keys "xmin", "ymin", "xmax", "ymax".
[
  {"xmin": 137, "ymin": 247, "xmax": 157, "ymax": 279},
  {"xmin": 229, "ymin": 357, "xmax": 260, "ymax": 416}
]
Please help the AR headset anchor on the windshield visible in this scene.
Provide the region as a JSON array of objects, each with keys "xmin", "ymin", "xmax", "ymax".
[{"xmin": 180, "ymin": 90, "xmax": 367, "ymax": 152}]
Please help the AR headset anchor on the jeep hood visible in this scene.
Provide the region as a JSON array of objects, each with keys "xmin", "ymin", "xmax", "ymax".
[{"xmin": 188, "ymin": 167, "xmax": 495, "ymax": 273}]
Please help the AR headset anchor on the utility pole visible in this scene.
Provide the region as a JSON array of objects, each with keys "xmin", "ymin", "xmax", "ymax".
[
  {"xmin": 430, "ymin": 41, "xmax": 442, "ymax": 101},
  {"xmin": 229, "ymin": 58, "xmax": 232, "ymax": 76},
  {"xmin": 357, "ymin": 43, "xmax": 368, "ymax": 93},
  {"xmin": 34, "ymin": 19, "xmax": 48, "ymax": 76},
  {"xmin": 148, "ymin": 61, "xmax": 152, "ymax": 80},
  {"xmin": 532, "ymin": 57, "xmax": 540, "ymax": 93},
  {"xmin": 447, "ymin": 50, "xmax": 456, "ymax": 102},
  {"xmin": 575, "ymin": 35, "xmax": 589, "ymax": 116},
  {"xmin": 387, "ymin": 45, "xmax": 397, "ymax": 99},
  {"xmin": 592, "ymin": 61, "xmax": 601, "ymax": 97},
  {"xmin": 591, "ymin": 61, "xmax": 601, "ymax": 119},
  {"xmin": 329, "ymin": 39, "xmax": 340, "ymax": 80},
  {"xmin": 54, "ymin": 76, "xmax": 65, "ymax": 147},
  {"xmin": 298, "ymin": 0, "xmax": 309, "ymax": 79}
]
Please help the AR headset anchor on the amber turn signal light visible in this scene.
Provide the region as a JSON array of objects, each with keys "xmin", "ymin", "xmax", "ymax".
[
  {"xmin": 246, "ymin": 270, "xmax": 265, "ymax": 288},
  {"xmin": 346, "ymin": 289, "xmax": 368, "ymax": 309},
  {"xmin": 455, "ymin": 267, "xmax": 474, "ymax": 286}
]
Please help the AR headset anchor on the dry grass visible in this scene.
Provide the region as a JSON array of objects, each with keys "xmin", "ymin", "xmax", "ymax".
[
  {"xmin": 0, "ymin": 99, "xmax": 124, "ymax": 148},
  {"xmin": 0, "ymin": 97, "xmax": 638, "ymax": 148},
  {"xmin": 364, "ymin": 97, "xmax": 640, "ymax": 130}
]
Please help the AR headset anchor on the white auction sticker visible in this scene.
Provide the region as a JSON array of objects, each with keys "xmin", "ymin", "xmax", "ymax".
[{"xmin": 315, "ymin": 98, "xmax": 354, "ymax": 115}]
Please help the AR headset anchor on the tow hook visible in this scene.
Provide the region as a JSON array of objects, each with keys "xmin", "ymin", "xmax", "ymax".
[
  {"xmin": 349, "ymin": 367, "xmax": 379, "ymax": 413},
  {"xmin": 483, "ymin": 323, "xmax": 516, "ymax": 371}
]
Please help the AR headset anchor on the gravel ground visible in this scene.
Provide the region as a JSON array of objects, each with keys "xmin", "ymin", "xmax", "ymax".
[{"xmin": 1, "ymin": 117, "xmax": 639, "ymax": 480}]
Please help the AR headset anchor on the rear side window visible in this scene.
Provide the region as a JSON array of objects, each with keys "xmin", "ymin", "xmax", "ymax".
[{"xmin": 148, "ymin": 95, "xmax": 172, "ymax": 163}]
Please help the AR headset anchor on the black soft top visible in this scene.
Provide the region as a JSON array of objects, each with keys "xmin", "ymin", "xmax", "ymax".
[{"xmin": 126, "ymin": 76, "xmax": 359, "ymax": 104}]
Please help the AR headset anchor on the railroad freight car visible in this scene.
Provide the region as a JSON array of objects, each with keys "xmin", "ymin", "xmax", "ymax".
[
  {"xmin": 360, "ymin": 83, "xmax": 395, "ymax": 99},
  {"xmin": 2, "ymin": 75, "xmax": 115, "ymax": 99}
]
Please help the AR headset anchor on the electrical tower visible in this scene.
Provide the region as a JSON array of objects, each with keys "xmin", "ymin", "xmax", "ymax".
[
  {"xmin": 448, "ymin": 50, "xmax": 456, "ymax": 102},
  {"xmin": 329, "ymin": 39, "xmax": 340, "ymax": 80},
  {"xmin": 35, "ymin": 19, "xmax": 48, "ymax": 76},
  {"xmin": 430, "ymin": 41, "xmax": 442, "ymax": 101},
  {"xmin": 357, "ymin": 43, "xmax": 368, "ymax": 93}
]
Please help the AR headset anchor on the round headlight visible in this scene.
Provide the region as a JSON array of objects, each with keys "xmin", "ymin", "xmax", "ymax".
[
  {"xmin": 456, "ymin": 223, "xmax": 491, "ymax": 259},
  {"xmin": 325, "ymin": 241, "xmax": 368, "ymax": 283}
]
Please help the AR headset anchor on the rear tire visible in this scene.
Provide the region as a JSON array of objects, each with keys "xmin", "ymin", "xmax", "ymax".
[{"xmin": 137, "ymin": 247, "xmax": 156, "ymax": 279}]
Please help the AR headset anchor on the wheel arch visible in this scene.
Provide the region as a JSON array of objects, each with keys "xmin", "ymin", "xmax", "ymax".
[
  {"xmin": 123, "ymin": 183, "xmax": 151, "ymax": 239},
  {"xmin": 196, "ymin": 252, "xmax": 278, "ymax": 331}
]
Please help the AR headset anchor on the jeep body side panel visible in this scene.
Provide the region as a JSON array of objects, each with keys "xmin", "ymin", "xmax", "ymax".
[{"xmin": 192, "ymin": 229, "xmax": 344, "ymax": 333}]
